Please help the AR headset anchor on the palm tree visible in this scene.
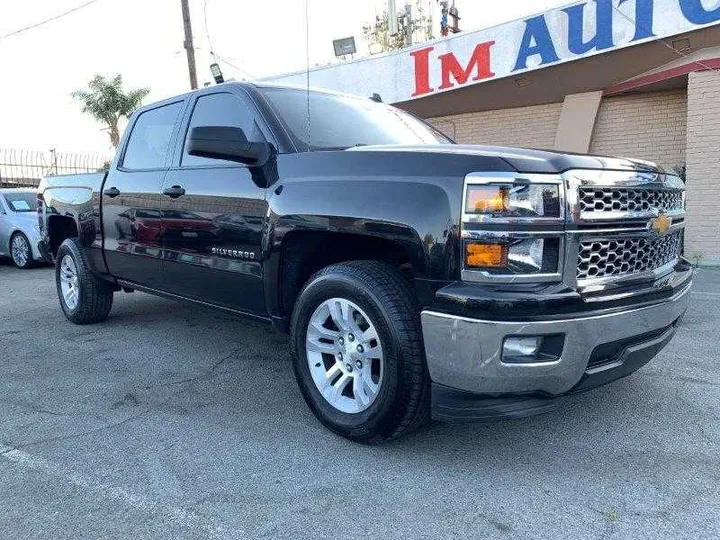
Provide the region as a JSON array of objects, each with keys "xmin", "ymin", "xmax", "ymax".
[{"xmin": 72, "ymin": 74, "xmax": 150, "ymax": 148}]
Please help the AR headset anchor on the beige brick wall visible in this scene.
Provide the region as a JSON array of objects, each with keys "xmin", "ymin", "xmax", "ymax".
[
  {"xmin": 428, "ymin": 102, "xmax": 563, "ymax": 149},
  {"xmin": 590, "ymin": 90, "xmax": 687, "ymax": 170},
  {"xmin": 685, "ymin": 71, "xmax": 720, "ymax": 266},
  {"xmin": 427, "ymin": 91, "xmax": 687, "ymax": 168}
]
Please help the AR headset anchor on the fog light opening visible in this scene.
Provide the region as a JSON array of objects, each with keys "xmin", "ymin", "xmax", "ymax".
[
  {"xmin": 502, "ymin": 334, "xmax": 565, "ymax": 364},
  {"xmin": 503, "ymin": 336, "xmax": 542, "ymax": 358}
]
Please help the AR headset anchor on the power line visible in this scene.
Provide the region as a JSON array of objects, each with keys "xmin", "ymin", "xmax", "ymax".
[
  {"xmin": 203, "ymin": 0, "xmax": 214, "ymax": 54},
  {"xmin": 214, "ymin": 54, "xmax": 256, "ymax": 80},
  {"xmin": 0, "ymin": 0, "xmax": 101, "ymax": 41},
  {"xmin": 202, "ymin": 0, "xmax": 256, "ymax": 80}
]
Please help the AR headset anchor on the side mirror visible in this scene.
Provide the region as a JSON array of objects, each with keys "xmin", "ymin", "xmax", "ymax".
[{"xmin": 187, "ymin": 126, "xmax": 271, "ymax": 166}]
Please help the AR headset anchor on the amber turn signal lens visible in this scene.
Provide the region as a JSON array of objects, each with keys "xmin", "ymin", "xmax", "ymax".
[
  {"xmin": 465, "ymin": 243, "xmax": 508, "ymax": 268},
  {"xmin": 465, "ymin": 186, "xmax": 509, "ymax": 214}
]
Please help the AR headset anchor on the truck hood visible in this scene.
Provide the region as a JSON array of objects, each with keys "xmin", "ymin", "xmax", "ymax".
[{"xmin": 347, "ymin": 144, "xmax": 663, "ymax": 175}]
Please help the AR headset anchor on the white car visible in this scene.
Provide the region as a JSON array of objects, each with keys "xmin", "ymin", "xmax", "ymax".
[{"xmin": 0, "ymin": 188, "xmax": 45, "ymax": 268}]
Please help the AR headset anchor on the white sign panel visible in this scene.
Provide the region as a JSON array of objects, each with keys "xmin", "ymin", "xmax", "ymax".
[{"xmin": 265, "ymin": 0, "xmax": 720, "ymax": 103}]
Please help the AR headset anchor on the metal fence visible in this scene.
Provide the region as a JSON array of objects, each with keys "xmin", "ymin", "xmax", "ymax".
[{"xmin": 0, "ymin": 149, "xmax": 110, "ymax": 188}]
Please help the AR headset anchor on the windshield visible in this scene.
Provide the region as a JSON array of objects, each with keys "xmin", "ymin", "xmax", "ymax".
[
  {"xmin": 4, "ymin": 192, "xmax": 36, "ymax": 213},
  {"xmin": 260, "ymin": 87, "xmax": 453, "ymax": 151}
]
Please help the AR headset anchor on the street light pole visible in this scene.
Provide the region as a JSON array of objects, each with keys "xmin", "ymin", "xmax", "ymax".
[{"xmin": 180, "ymin": 0, "xmax": 198, "ymax": 90}]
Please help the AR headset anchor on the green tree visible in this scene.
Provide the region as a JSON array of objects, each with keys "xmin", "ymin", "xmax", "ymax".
[{"xmin": 72, "ymin": 74, "xmax": 150, "ymax": 148}]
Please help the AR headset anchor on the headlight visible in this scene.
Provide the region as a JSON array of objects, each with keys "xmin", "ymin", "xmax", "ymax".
[
  {"xmin": 465, "ymin": 237, "xmax": 560, "ymax": 275},
  {"xmin": 461, "ymin": 173, "xmax": 565, "ymax": 284},
  {"xmin": 465, "ymin": 183, "xmax": 561, "ymax": 219}
]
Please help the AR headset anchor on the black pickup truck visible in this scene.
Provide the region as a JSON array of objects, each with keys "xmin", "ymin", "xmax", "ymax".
[{"xmin": 38, "ymin": 82, "xmax": 692, "ymax": 442}]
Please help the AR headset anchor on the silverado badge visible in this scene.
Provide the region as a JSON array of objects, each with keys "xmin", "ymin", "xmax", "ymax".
[
  {"xmin": 649, "ymin": 212, "xmax": 671, "ymax": 237},
  {"xmin": 211, "ymin": 247, "xmax": 256, "ymax": 259}
]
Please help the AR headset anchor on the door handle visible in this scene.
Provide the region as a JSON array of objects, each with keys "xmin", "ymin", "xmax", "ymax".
[
  {"xmin": 104, "ymin": 187, "xmax": 120, "ymax": 198},
  {"xmin": 163, "ymin": 185, "xmax": 186, "ymax": 199}
]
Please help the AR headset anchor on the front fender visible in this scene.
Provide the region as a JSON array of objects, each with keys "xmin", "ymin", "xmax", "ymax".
[{"xmin": 268, "ymin": 175, "xmax": 462, "ymax": 282}]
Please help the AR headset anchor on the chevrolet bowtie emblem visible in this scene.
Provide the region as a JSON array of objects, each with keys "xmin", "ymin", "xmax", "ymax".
[{"xmin": 649, "ymin": 212, "xmax": 671, "ymax": 236}]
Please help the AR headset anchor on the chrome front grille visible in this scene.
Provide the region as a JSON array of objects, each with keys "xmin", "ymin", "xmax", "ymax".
[
  {"xmin": 579, "ymin": 188, "xmax": 684, "ymax": 215},
  {"xmin": 577, "ymin": 230, "xmax": 683, "ymax": 281},
  {"xmin": 567, "ymin": 170, "xmax": 686, "ymax": 289}
]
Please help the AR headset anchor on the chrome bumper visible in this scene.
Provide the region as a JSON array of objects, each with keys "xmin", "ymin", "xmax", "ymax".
[{"xmin": 421, "ymin": 283, "xmax": 691, "ymax": 396}]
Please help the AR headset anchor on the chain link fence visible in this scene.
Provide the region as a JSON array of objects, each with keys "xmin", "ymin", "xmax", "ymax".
[{"xmin": 0, "ymin": 149, "xmax": 110, "ymax": 188}]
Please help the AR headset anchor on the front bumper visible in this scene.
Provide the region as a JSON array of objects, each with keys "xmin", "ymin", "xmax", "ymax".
[{"xmin": 422, "ymin": 279, "xmax": 691, "ymax": 421}]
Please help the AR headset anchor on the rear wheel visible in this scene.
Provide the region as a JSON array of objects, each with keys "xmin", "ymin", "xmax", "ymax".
[
  {"xmin": 10, "ymin": 232, "xmax": 33, "ymax": 269},
  {"xmin": 56, "ymin": 238, "xmax": 114, "ymax": 324},
  {"xmin": 291, "ymin": 261, "xmax": 430, "ymax": 443}
]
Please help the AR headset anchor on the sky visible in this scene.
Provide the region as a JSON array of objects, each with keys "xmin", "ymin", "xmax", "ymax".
[{"xmin": 0, "ymin": 0, "xmax": 570, "ymax": 156}]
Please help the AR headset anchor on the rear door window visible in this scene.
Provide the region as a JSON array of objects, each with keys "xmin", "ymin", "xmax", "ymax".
[{"xmin": 122, "ymin": 102, "xmax": 183, "ymax": 170}]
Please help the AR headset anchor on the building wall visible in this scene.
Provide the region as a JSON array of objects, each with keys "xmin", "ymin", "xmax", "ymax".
[
  {"xmin": 590, "ymin": 89, "xmax": 688, "ymax": 170},
  {"xmin": 429, "ymin": 102, "xmax": 563, "ymax": 149},
  {"xmin": 428, "ymin": 90, "xmax": 688, "ymax": 170},
  {"xmin": 685, "ymin": 71, "xmax": 720, "ymax": 265}
]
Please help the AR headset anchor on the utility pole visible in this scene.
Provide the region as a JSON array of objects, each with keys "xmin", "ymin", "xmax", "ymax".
[
  {"xmin": 404, "ymin": 3, "xmax": 413, "ymax": 47},
  {"xmin": 180, "ymin": 0, "xmax": 198, "ymax": 90}
]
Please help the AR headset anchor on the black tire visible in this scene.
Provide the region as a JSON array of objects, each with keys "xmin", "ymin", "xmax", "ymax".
[
  {"xmin": 56, "ymin": 238, "xmax": 114, "ymax": 325},
  {"xmin": 10, "ymin": 232, "xmax": 34, "ymax": 269},
  {"xmin": 290, "ymin": 261, "xmax": 430, "ymax": 443}
]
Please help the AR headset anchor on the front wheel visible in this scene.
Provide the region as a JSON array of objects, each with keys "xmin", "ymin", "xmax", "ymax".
[
  {"xmin": 56, "ymin": 238, "xmax": 114, "ymax": 324},
  {"xmin": 10, "ymin": 232, "xmax": 33, "ymax": 269},
  {"xmin": 291, "ymin": 261, "xmax": 430, "ymax": 443}
]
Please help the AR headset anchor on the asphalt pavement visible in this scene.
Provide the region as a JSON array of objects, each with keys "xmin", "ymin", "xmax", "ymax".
[{"xmin": 1, "ymin": 259, "xmax": 718, "ymax": 540}]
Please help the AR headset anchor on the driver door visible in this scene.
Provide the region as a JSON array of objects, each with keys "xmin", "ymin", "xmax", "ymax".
[{"xmin": 159, "ymin": 90, "xmax": 272, "ymax": 314}]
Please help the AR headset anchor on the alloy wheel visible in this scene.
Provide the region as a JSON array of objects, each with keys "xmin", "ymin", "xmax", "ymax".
[
  {"xmin": 11, "ymin": 235, "xmax": 30, "ymax": 267},
  {"xmin": 306, "ymin": 298, "xmax": 384, "ymax": 414},
  {"xmin": 59, "ymin": 254, "xmax": 80, "ymax": 310}
]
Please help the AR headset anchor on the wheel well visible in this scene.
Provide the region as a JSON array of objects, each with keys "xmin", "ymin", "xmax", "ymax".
[
  {"xmin": 279, "ymin": 232, "xmax": 415, "ymax": 318},
  {"xmin": 48, "ymin": 215, "xmax": 79, "ymax": 257}
]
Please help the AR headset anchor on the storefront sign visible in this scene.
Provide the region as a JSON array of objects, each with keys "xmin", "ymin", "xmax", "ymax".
[{"xmin": 267, "ymin": 0, "xmax": 720, "ymax": 103}]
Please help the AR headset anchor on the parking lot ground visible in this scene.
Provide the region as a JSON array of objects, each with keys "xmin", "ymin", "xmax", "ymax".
[{"xmin": 0, "ymin": 259, "xmax": 719, "ymax": 540}]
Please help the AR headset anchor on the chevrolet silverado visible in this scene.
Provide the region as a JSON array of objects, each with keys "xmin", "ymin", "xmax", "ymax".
[{"xmin": 37, "ymin": 82, "xmax": 692, "ymax": 442}]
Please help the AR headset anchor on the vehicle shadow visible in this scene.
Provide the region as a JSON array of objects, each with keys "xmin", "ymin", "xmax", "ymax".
[
  {"xmin": 16, "ymin": 285, "xmax": 714, "ymax": 539},
  {"xmin": 96, "ymin": 291, "xmax": 707, "ymax": 469},
  {"xmin": 0, "ymin": 256, "xmax": 52, "ymax": 268}
]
